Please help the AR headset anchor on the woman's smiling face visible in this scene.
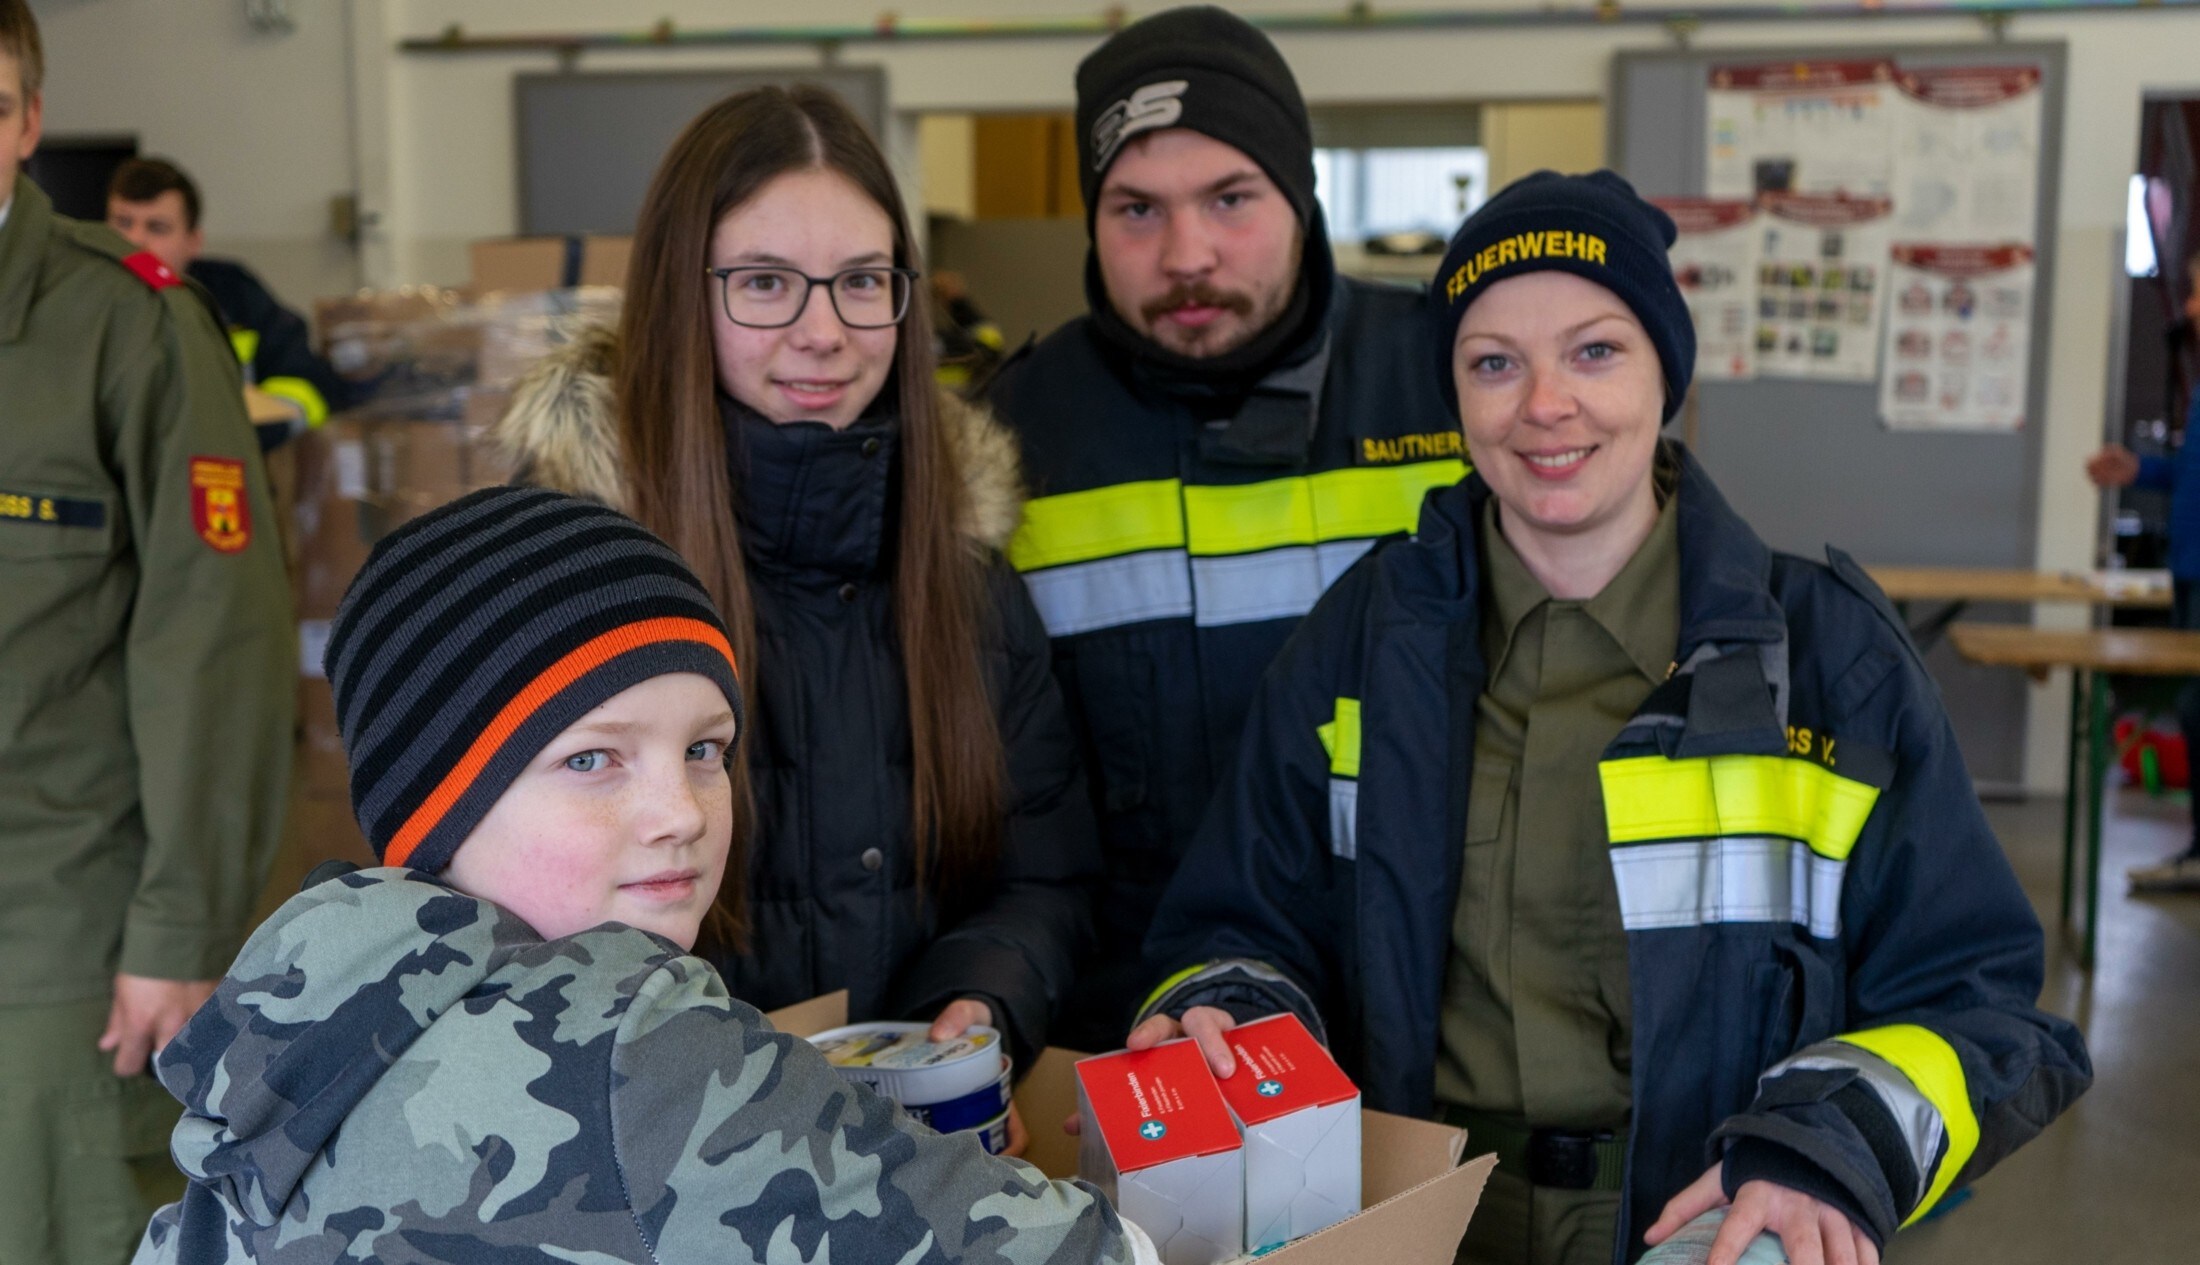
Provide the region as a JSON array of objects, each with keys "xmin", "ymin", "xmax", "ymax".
[
  {"xmin": 708, "ymin": 167, "xmax": 900, "ymax": 429},
  {"xmin": 1452, "ymin": 269, "xmax": 1665, "ymax": 557}
]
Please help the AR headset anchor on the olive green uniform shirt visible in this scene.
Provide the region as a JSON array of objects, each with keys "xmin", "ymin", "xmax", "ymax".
[
  {"xmin": 1436, "ymin": 483, "xmax": 1680, "ymax": 1265},
  {"xmin": 0, "ymin": 175, "xmax": 294, "ymax": 1004},
  {"xmin": 1434, "ymin": 490, "xmax": 1678, "ymax": 1129}
]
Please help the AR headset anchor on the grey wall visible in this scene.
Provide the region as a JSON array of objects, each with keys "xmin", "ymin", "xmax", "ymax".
[{"xmin": 1613, "ymin": 43, "xmax": 2069, "ymax": 792}]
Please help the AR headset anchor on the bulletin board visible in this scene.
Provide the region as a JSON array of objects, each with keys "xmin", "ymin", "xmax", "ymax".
[
  {"xmin": 1611, "ymin": 42, "xmax": 2067, "ymax": 791},
  {"xmin": 515, "ymin": 68, "xmax": 887, "ymax": 237}
]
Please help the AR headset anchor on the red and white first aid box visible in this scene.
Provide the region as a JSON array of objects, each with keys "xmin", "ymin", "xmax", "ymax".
[
  {"xmin": 1213, "ymin": 1013, "xmax": 1363, "ymax": 1251},
  {"xmin": 1075, "ymin": 1040, "xmax": 1245, "ymax": 1265}
]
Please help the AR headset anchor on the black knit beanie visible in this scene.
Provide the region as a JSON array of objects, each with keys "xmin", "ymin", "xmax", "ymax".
[
  {"xmin": 1075, "ymin": 6, "xmax": 1316, "ymax": 227},
  {"xmin": 323, "ymin": 486, "xmax": 742, "ymax": 874},
  {"xmin": 1431, "ymin": 169, "xmax": 1696, "ymax": 419}
]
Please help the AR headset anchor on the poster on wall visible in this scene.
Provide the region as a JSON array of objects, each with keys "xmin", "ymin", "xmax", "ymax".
[
  {"xmin": 1889, "ymin": 66, "xmax": 2043, "ymax": 244},
  {"xmin": 1654, "ymin": 198, "xmax": 1760, "ymax": 381},
  {"xmin": 1754, "ymin": 193, "xmax": 1892, "ymax": 382},
  {"xmin": 1707, "ymin": 60, "xmax": 1896, "ymax": 199},
  {"xmin": 1879, "ymin": 244, "xmax": 2034, "ymax": 432}
]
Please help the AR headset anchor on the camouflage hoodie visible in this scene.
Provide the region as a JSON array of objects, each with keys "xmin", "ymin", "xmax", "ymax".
[{"xmin": 133, "ymin": 868, "xmax": 1152, "ymax": 1264}]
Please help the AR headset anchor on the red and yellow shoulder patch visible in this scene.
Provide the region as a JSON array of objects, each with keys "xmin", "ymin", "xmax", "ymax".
[
  {"xmin": 121, "ymin": 251, "xmax": 183, "ymax": 291},
  {"xmin": 189, "ymin": 457, "xmax": 251, "ymax": 553}
]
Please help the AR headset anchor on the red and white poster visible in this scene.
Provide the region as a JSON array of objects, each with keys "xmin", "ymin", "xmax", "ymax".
[
  {"xmin": 1707, "ymin": 60, "xmax": 1897, "ymax": 200},
  {"xmin": 1655, "ymin": 198, "xmax": 1761, "ymax": 381},
  {"xmin": 1890, "ymin": 67, "xmax": 2043, "ymax": 244},
  {"xmin": 1754, "ymin": 193, "xmax": 1892, "ymax": 382},
  {"xmin": 1880, "ymin": 244, "xmax": 2033, "ymax": 432}
]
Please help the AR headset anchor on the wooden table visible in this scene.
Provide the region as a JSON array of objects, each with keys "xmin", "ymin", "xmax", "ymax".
[
  {"xmin": 1948, "ymin": 623, "xmax": 2200, "ymax": 967},
  {"xmin": 1867, "ymin": 567, "xmax": 2171, "ymax": 651}
]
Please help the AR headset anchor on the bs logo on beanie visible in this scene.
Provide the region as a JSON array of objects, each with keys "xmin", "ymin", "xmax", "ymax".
[
  {"xmin": 1074, "ymin": 6, "xmax": 1317, "ymax": 227},
  {"xmin": 323, "ymin": 487, "xmax": 742, "ymax": 875},
  {"xmin": 1430, "ymin": 170, "xmax": 1697, "ymax": 419}
]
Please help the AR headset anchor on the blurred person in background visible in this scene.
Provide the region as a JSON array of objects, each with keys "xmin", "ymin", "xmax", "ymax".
[
  {"xmin": 2084, "ymin": 249, "xmax": 2200, "ymax": 891},
  {"xmin": 108, "ymin": 154, "xmax": 348, "ymax": 444}
]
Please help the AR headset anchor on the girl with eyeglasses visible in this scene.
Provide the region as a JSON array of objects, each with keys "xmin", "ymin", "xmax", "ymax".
[{"xmin": 498, "ymin": 86, "xmax": 1098, "ymax": 1155}]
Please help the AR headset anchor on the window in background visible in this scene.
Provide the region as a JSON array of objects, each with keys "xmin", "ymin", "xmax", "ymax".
[
  {"xmin": 1316, "ymin": 147, "xmax": 1488, "ymax": 242},
  {"xmin": 2130, "ymin": 173, "xmax": 2161, "ymax": 278}
]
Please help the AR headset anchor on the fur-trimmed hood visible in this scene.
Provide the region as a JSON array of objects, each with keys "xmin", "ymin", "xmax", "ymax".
[{"xmin": 494, "ymin": 322, "xmax": 1025, "ymax": 550}]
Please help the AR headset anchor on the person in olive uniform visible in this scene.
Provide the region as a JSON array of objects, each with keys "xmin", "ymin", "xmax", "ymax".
[{"xmin": 0, "ymin": 5, "xmax": 295, "ymax": 1261}]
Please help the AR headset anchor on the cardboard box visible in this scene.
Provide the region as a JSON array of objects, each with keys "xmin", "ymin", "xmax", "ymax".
[
  {"xmin": 763, "ymin": 994, "xmax": 1494, "ymax": 1265},
  {"xmin": 470, "ymin": 236, "xmax": 633, "ymax": 293},
  {"xmin": 1215, "ymin": 1013, "xmax": 1361, "ymax": 1251},
  {"xmin": 1077, "ymin": 1042, "xmax": 1245, "ymax": 1265}
]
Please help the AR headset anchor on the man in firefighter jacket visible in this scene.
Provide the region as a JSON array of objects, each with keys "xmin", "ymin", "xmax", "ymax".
[
  {"xmin": 1133, "ymin": 171, "xmax": 2090, "ymax": 1265},
  {"xmin": 987, "ymin": 5, "xmax": 1462, "ymax": 1051}
]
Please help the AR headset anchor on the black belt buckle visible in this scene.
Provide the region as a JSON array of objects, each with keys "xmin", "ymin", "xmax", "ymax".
[{"xmin": 1524, "ymin": 1128, "xmax": 1611, "ymax": 1190}]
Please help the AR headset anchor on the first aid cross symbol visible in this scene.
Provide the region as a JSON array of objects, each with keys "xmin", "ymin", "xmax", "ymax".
[
  {"xmin": 1140, "ymin": 1121, "xmax": 1168, "ymax": 1141},
  {"xmin": 1257, "ymin": 1080, "xmax": 1284, "ymax": 1097}
]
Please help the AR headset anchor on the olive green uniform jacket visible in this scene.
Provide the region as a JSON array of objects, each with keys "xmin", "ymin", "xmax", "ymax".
[{"xmin": 0, "ymin": 174, "xmax": 293, "ymax": 1005}]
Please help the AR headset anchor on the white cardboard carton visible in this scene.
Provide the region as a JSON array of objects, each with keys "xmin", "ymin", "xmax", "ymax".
[
  {"xmin": 762, "ymin": 995, "xmax": 1494, "ymax": 1265},
  {"xmin": 1213, "ymin": 1013, "xmax": 1362, "ymax": 1250},
  {"xmin": 1076, "ymin": 1040, "xmax": 1246, "ymax": 1265}
]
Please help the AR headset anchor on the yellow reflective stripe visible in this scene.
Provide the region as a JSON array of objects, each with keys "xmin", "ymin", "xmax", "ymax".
[
  {"xmin": 1013, "ymin": 460, "xmax": 1465, "ymax": 573},
  {"xmin": 1307, "ymin": 460, "xmax": 1467, "ymax": 539},
  {"xmin": 1316, "ymin": 697, "xmax": 1362, "ymax": 779},
  {"xmin": 1836, "ymin": 1025, "xmax": 1980, "ymax": 1225},
  {"xmin": 258, "ymin": 376, "xmax": 329, "ymax": 427},
  {"xmin": 1138, "ymin": 962, "xmax": 1210, "ymax": 1021},
  {"xmin": 229, "ymin": 327, "xmax": 260, "ymax": 366},
  {"xmin": 1183, "ymin": 460, "xmax": 1467, "ymax": 557},
  {"xmin": 1600, "ymin": 754, "xmax": 1880, "ymax": 861},
  {"xmin": 1184, "ymin": 478, "xmax": 1316, "ymax": 556},
  {"xmin": 1009, "ymin": 479, "xmax": 1185, "ymax": 572}
]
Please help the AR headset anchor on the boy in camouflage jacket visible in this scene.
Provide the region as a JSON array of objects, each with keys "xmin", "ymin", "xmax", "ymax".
[{"xmin": 134, "ymin": 488, "xmax": 1157, "ymax": 1265}]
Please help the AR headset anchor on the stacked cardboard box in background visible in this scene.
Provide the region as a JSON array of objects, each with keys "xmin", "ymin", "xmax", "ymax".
[{"xmin": 271, "ymin": 286, "xmax": 622, "ymax": 900}]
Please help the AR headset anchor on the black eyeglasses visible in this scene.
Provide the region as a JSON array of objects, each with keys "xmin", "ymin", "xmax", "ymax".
[{"xmin": 705, "ymin": 265, "xmax": 919, "ymax": 329}]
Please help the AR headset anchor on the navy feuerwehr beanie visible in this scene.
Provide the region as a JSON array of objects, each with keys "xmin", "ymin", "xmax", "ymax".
[
  {"xmin": 1431, "ymin": 169, "xmax": 1696, "ymax": 419},
  {"xmin": 322, "ymin": 486, "xmax": 742, "ymax": 874}
]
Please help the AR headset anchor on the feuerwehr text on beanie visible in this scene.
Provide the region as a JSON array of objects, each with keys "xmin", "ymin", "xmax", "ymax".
[{"xmin": 1430, "ymin": 169, "xmax": 1696, "ymax": 418}]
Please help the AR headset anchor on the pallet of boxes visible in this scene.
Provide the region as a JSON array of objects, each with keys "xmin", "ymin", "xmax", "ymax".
[{"xmin": 285, "ymin": 276, "xmax": 621, "ymax": 886}]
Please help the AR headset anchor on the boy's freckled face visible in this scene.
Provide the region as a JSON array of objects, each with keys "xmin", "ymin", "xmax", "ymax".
[{"xmin": 442, "ymin": 673, "xmax": 737, "ymax": 950}]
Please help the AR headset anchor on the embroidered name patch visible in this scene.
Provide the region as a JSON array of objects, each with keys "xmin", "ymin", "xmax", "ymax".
[
  {"xmin": 0, "ymin": 489, "xmax": 106, "ymax": 529},
  {"xmin": 189, "ymin": 457, "xmax": 251, "ymax": 553}
]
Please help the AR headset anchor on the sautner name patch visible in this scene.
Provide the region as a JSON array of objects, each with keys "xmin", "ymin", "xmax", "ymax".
[{"xmin": 189, "ymin": 457, "xmax": 251, "ymax": 553}]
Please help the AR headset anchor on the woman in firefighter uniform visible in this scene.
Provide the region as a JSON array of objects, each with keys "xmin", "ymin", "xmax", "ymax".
[{"xmin": 1132, "ymin": 171, "xmax": 2090, "ymax": 1265}]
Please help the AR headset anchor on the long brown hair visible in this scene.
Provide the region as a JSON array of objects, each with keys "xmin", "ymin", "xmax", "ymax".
[{"xmin": 617, "ymin": 85, "xmax": 1005, "ymax": 954}]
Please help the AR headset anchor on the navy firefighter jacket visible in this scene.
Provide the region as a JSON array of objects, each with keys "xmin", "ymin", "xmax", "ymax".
[{"xmin": 1141, "ymin": 441, "xmax": 2090, "ymax": 1261}]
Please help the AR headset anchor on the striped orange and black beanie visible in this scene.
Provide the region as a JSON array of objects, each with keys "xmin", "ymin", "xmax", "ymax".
[{"xmin": 323, "ymin": 486, "xmax": 742, "ymax": 873}]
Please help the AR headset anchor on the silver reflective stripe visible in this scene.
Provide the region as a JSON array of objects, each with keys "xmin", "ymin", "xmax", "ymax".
[
  {"xmin": 1329, "ymin": 778, "xmax": 1358, "ymax": 860},
  {"xmin": 1766, "ymin": 1042, "xmax": 1943, "ymax": 1212},
  {"xmin": 1191, "ymin": 549, "xmax": 1324, "ymax": 627},
  {"xmin": 1021, "ymin": 550, "xmax": 1193, "ymax": 637},
  {"xmin": 1189, "ymin": 540, "xmax": 1375, "ymax": 628},
  {"xmin": 1610, "ymin": 837, "xmax": 1845, "ymax": 938}
]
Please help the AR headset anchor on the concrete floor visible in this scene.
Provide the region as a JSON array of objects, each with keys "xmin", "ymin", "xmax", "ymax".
[{"xmin": 1890, "ymin": 790, "xmax": 2200, "ymax": 1263}]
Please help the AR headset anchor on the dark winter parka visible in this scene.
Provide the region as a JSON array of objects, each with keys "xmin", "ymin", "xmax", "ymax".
[
  {"xmin": 498, "ymin": 329, "xmax": 1098, "ymax": 1067},
  {"xmin": 1141, "ymin": 444, "xmax": 2091, "ymax": 1261}
]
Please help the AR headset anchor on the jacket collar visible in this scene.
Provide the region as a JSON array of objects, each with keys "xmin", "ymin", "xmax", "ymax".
[
  {"xmin": 1400, "ymin": 439, "xmax": 1790, "ymax": 754},
  {"xmin": 0, "ymin": 174, "xmax": 52, "ymax": 346},
  {"xmin": 723, "ymin": 396, "xmax": 897, "ymax": 583}
]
